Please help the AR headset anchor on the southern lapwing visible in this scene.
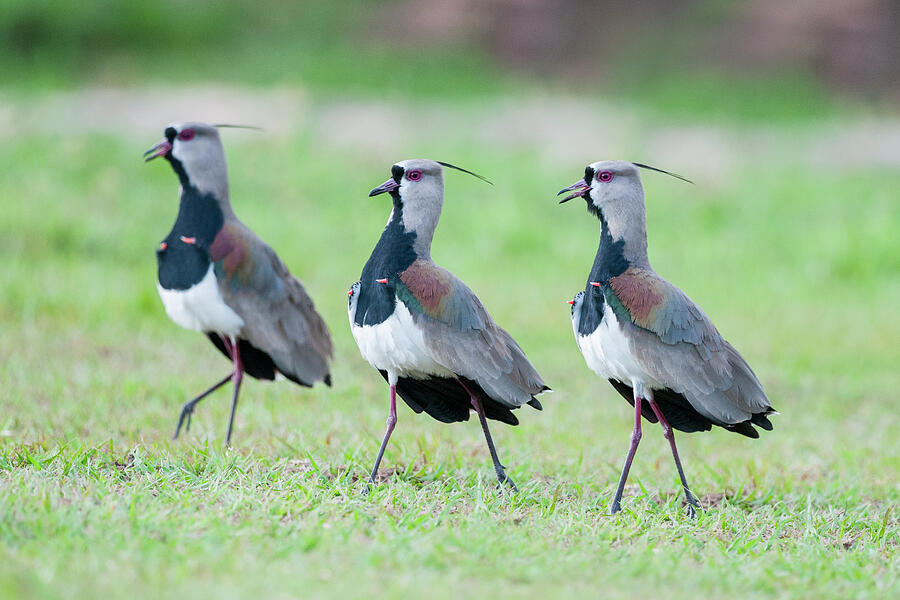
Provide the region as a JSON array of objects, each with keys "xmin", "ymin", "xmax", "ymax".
[
  {"xmin": 349, "ymin": 159, "xmax": 549, "ymax": 490},
  {"xmin": 559, "ymin": 161, "xmax": 775, "ymax": 515},
  {"xmin": 144, "ymin": 122, "xmax": 333, "ymax": 445}
]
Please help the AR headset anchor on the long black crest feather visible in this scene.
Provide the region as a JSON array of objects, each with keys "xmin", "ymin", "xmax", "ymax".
[
  {"xmin": 213, "ymin": 124, "xmax": 265, "ymax": 132},
  {"xmin": 436, "ymin": 161, "xmax": 493, "ymax": 185},
  {"xmin": 632, "ymin": 162, "xmax": 693, "ymax": 184}
]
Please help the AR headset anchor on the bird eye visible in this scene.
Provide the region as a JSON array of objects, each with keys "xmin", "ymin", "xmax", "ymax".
[
  {"xmin": 406, "ymin": 170, "xmax": 423, "ymax": 182},
  {"xmin": 597, "ymin": 170, "xmax": 614, "ymax": 183},
  {"xmin": 178, "ymin": 129, "xmax": 195, "ymax": 141}
]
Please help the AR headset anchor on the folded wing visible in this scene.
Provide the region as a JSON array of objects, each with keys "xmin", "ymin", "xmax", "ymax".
[
  {"xmin": 210, "ymin": 222, "xmax": 333, "ymax": 387},
  {"xmin": 608, "ymin": 267, "xmax": 773, "ymax": 432},
  {"xmin": 397, "ymin": 260, "xmax": 548, "ymax": 409}
]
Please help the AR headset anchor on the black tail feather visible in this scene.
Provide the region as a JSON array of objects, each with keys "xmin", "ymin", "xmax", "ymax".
[
  {"xmin": 207, "ymin": 333, "xmax": 277, "ymax": 381},
  {"xmin": 728, "ymin": 421, "xmax": 760, "ymax": 438},
  {"xmin": 377, "ymin": 371, "xmax": 521, "ymax": 426},
  {"xmin": 207, "ymin": 333, "xmax": 316, "ymax": 387},
  {"xmin": 608, "ymin": 379, "xmax": 773, "ymax": 438},
  {"xmin": 610, "ymin": 378, "xmax": 714, "ymax": 433},
  {"xmin": 751, "ymin": 412, "xmax": 774, "ymax": 431}
]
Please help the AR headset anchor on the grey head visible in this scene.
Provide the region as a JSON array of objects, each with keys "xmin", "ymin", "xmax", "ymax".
[
  {"xmin": 144, "ymin": 121, "xmax": 230, "ymax": 203},
  {"xmin": 368, "ymin": 159, "xmax": 447, "ymax": 258},
  {"xmin": 368, "ymin": 159, "xmax": 490, "ymax": 259},
  {"xmin": 557, "ymin": 160, "xmax": 690, "ymax": 269}
]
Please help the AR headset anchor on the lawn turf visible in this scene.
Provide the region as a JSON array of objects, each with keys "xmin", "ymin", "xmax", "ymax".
[{"xmin": 1, "ymin": 119, "xmax": 898, "ymax": 598}]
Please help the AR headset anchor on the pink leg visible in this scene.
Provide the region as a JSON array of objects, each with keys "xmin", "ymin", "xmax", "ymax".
[
  {"xmin": 610, "ymin": 395, "xmax": 643, "ymax": 514},
  {"xmin": 223, "ymin": 337, "xmax": 244, "ymax": 446},
  {"xmin": 367, "ymin": 384, "xmax": 397, "ymax": 486},
  {"xmin": 647, "ymin": 399, "xmax": 700, "ymax": 516},
  {"xmin": 457, "ymin": 378, "xmax": 517, "ymax": 492}
]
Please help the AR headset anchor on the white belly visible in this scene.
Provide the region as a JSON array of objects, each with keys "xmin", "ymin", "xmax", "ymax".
[
  {"xmin": 575, "ymin": 302, "xmax": 659, "ymax": 388},
  {"xmin": 351, "ymin": 299, "xmax": 453, "ymax": 380},
  {"xmin": 157, "ymin": 265, "xmax": 245, "ymax": 335}
]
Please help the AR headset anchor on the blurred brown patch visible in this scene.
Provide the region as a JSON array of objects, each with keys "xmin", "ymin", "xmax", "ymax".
[
  {"xmin": 699, "ymin": 492, "xmax": 726, "ymax": 509},
  {"xmin": 377, "ymin": 0, "xmax": 900, "ymax": 97},
  {"xmin": 285, "ymin": 458, "xmax": 315, "ymax": 474}
]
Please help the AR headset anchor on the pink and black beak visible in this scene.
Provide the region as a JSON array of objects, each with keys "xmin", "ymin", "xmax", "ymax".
[
  {"xmin": 368, "ymin": 178, "xmax": 399, "ymax": 197},
  {"xmin": 557, "ymin": 178, "xmax": 591, "ymax": 204},
  {"xmin": 143, "ymin": 139, "xmax": 172, "ymax": 162},
  {"xmin": 369, "ymin": 164, "xmax": 405, "ymax": 197}
]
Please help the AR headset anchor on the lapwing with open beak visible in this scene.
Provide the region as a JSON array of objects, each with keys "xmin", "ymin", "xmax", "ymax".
[
  {"xmin": 350, "ymin": 159, "xmax": 549, "ymax": 490},
  {"xmin": 559, "ymin": 161, "xmax": 775, "ymax": 515},
  {"xmin": 144, "ymin": 122, "xmax": 333, "ymax": 445}
]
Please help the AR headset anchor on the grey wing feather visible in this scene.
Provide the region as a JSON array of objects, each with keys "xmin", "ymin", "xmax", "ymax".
[
  {"xmin": 624, "ymin": 282, "xmax": 771, "ymax": 426},
  {"xmin": 414, "ymin": 278, "xmax": 548, "ymax": 408},
  {"xmin": 217, "ymin": 229, "xmax": 333, "ymax": 386}
]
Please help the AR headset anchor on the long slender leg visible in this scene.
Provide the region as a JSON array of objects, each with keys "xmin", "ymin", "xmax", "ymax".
[
  {"xmin": 457, "ymin": 379, "xmax": 517, "ymax": 492},
  {"xmin": 647, "ymin": 397, "xmax": 700, "ymax": 517},
  {"xmin": 610, "ymin": 394, "xmax": 643, "ymax": 514},
  {"xmin": 173, "ymin": 373, "xmax": 232, "ymax": 439},
  {"xmin": 223, "ymin": 336, "xmax": 244, "ymax": 447},
  {"xmin": 367, "ymin": 381, "xmax": 398, "ymax": 487}
]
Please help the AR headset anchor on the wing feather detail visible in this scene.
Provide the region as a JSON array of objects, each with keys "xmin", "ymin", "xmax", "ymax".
[
  {"xmin": 211, "ymin": 222, "xmax": 333, "ymax": 386},
  {"xmin": 397, "ymin": 260, "xmax": 548, "ymax": 408},
  {"xmin": 607, "ymin": 267, "xmax": 772, "ymax": 427}
]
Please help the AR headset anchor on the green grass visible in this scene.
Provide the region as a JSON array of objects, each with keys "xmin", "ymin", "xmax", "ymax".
[
  {"xmin": 1, "ymin": 124, "xmax": 899, "ymax": 598},
  {"xmin": 608, "ymin": 70, "xmax": 849, "ymax": 123},
  {"xmin": 0, "ymin": 0, "xmax": 516, "ymax": 99}
]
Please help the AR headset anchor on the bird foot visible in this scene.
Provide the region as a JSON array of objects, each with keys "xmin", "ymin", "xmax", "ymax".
[
  {"xmin": 501, "ymin": 478, "xmax": 519, "ymax": 493},
  {"xmin": 362, "ymin": 470, "xmax": 380, "ymax": 496},
  {"xmin": 494, "ymin": 466, "xmax": 518, "ymax": 493},
  {"xmin": 684, "ymin": 493, "xmax": 701, "ymax": 518},
  {"xmin": 172, "ymin": 403, "xmax": 196, "ymax": 440}
]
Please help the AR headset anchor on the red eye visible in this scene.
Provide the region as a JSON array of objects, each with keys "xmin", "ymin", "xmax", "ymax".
[
  {"xmin": 597, "ymin": 170, "xmax": 613, "ymax": 182},
  {"xmin": 178, "ymin": 129, "xmax": 195, "ymax": 141},
  {"xmin": 406, "ymin": 169, "xmax": 422, "ymax": 181}
]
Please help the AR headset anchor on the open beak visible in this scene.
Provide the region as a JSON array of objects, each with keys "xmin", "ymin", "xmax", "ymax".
[
  {"xmin": 368, "ymin": 178, "xmax": 399, "ymax": 197},
  {"xmin": 557, "ymin": 180, "xmax": 590, "ymax": 204},
  {"xmin": 143, "ymin": 139, "xmax": 172, "ymax": 162}
]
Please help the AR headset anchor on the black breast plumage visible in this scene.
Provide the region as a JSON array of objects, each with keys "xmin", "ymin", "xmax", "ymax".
[
  {"xmin": 157, "ymin": 185, "xmax": 225, "ymax": 291},
  {"xmin": 354, "ymin": 197, "xmax": 417, "ymax": 327},
  {"xmin": 577, "ymin": 208, "xmax": 629, "ymax": 336}
]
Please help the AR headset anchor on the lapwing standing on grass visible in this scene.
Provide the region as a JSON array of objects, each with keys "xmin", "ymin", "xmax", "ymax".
[
  {"xmin": 559, "ymin": 161, "xmax": 775, "ymax": 515},
  {"xmin": 144, "ymin": 122, "xmax": 333, "ymax": 445},
  {"xmin": 349, "ymin": 159, "xmax": 549, "ymax": 490}
]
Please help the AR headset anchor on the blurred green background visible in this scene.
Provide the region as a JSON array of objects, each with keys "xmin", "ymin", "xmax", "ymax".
[
  {"xmin": 3, "ymin": 0, "xmax": 900, "ymax": 116},
  {"xmin": 1, "ymin": 2, "xmax": 899, "ymax": 599}
]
